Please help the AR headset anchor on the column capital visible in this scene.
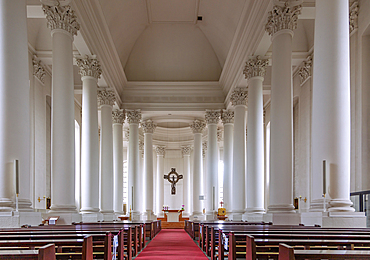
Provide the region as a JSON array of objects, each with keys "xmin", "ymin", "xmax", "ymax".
[
  {"xmin": 205, "ymin": 110, "xmax": 221, "ymax": 125},
  {"xmin": 298, "ymin": 54, "xmax": 313, "ymax": 85},
  {"xmin": 217, "ymin": 129, "xmax": 223, "ymax": 142},
  {"xmin": 230, "ymin": 87, "xmax": 248, "ymax": 106},
  {"xmin": 221, "ymin": 109, "xmax": 234, "ymax": 124},
  {"xmin": 76, "ymin": 55, "xmax": 102, "ymax": 80},
  {"xmin": 112, "ymin": 109, "xmax": 125, "ymax": 124},
  {"xmin": 139, "ymin": 140, "xmax": 144, "ymax": 158},
  {"xmin": 155, "ymin": 146, "xmax": 166, "ymax": 156},
  {"xmin": 350, "ymin": 1, "xmax": 359, "ymax": 34},
  {"xmin": 126, "ymin": 110, "xmax": 141, "ymax": 124},
  {"xmin": 42, "ymin": 4, "xmax": 80, "ymax": 36},
  {"xmin": 190, "ymin": 119, "xmax": 206, "ymax": 134},
  {"xmin": 97, "ymin": 90, "xmax": 116, "ymax": 107},
  {"xmin": 202, "ymin": 141, "xmax": 208, "ymax": 159},
  {"xmin": 141, "ymin": 119, "xmax": 157, "ymax": 134},
  {"xmin": 243, "ymin": 56, "xmax": 269, "ymax": 80},
  {"xmin": 32, "ymin": 56, "xmax": 46, "ymax": 84},
  {"xmin": 181, "ymin": 146, "xmax": 192, "ymax": 156},
  {"xmin": 265, "ymin": 2, "xmax": 301, "ymax": 37}
]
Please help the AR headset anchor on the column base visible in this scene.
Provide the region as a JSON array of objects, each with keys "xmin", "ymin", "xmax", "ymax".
[
  {"xmin": 81, "ymin": 212, "xmax": 103, "ymax": 222},
  {"xmin": 42, "ymin": 212, "xmax": 81, "ymax": 225},
  {"xmin": 132, "ymin": 211, "xmax": 142, "ymax": 221},
  {"xmin": 243, "ymin": 213, "xmax": 265, "ymax": 222},
  {"xmin": 205, "ymin": 211, "xmax": 217, "ymax": 220},
  {"xmin": 0, "ymin": 211, "xmax": 42, "ymax": 228},
  {"xmin": 100, "ymin": 212, "xmax": 115, "ymax": 222},
  {"xmin": 322, "ymin": 211, "xmax": 365, "ymax": 228},
  {"xmin": 267, "ymin": 204, "xmax": 296, "ymax": 213},
  {"xmin": 142, "ymin": 210, "xmax": 157, "ymax": 221},
  {"xmin": 229, "ymin": 210, "xmax": 245, "ymax": 221},
  {"xmin": 265, "ymin": 212, "xmax": 301, "ymax": 225},
  {"xmin": 49, "ymin": 204, "xmax": 77, "ymax": 213},
  {"xmin": 190, "ymin": 212, "xmax": 205, "ymax": 221}
]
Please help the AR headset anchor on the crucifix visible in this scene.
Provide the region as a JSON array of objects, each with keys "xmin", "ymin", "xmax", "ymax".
[{"xmin": 164, "ymin": 168, "xmax": 183, "ymax": 195}]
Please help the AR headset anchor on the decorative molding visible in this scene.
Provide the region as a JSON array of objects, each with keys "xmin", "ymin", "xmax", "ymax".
[
  {"xmin": 217, "ymin": 129, "xmax": 223, "ymax": 142},
  {"xmin": 139, "ymin": 140, "xmax": 144, "ymax": 159},
  {"xmin": 123, "ymin": 128, "xmax": 129, "ymax": 141},
  {"xmin": 350, "ymin": 1, "xmax": 359, "ymax": 35},
  {"xmin": 190, "ymin": 119, "xmax": 206, "ymax": 134},
  {"xmin": 97, "ymin": 90, "xmax": 116, "ymax": 107},
  {"xmin": 32, "ymin": 56, "xmax": 46, "ymax": 84},
  {"xmin": 141, "ymin": 119, "xmax": 157, "ymax": 134},
  {"xmin": 243, "ymin": 56, "xmax": 269, "ymax": 79},
  {"xmin": 265, "ymin": 2, "xmax": 301, "ymax": 36},
  {"xmin": 155, "ymin": 146, "xmax": 166, "ymax": 156},
  {"xmin": 205, "ymin": 110, "xmax": 221, "ymax": 125},
  {"xmin": 230, "ymin": 87, "xmax": 248, "ymax": 106},
  {"xmin": 112, "ymin": 109, "xmax": 125, "ymax": 124},
  {"xmin": 42, "ymin": 4, "xmax": 80, "ymax": 36},
  {"xmin": 202, "ymin": 141, "xmax": 208, "ymax": 159},
  {"xmin": 221, "ymin": 109, "xmax": 234, "ymax": 124},
  {"xmin": 298, "ymin": 54, "xmax": 313, "ymax": 85},
  {"xmin": 181, "ymin": 146, "xmax": 191, "ymax": 156},
  {"xmin": 126, "ymin": 110, "xmax": 142, "ymax": 124},
  {"xmin": 76, "ymin": 55, "xmax": 102, "ymax": 79}
]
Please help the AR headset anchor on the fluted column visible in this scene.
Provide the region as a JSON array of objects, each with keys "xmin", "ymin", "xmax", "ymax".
[
  {"xmin": 0, "ymin": 1, "xmax": 31, "ymax": 212},
  {"xmin": 141, "ymin": 119, "xmax": 157, "ymax": 219},
  {"xmin": 231, "ymin": 87, "xmax": 247, "ymax": 220},
  {"xmin": 265, "ymin": 1, "xmax": 301, "ymax": 213},
  {"xmin": 190, "ymin": 120, "xmax": 206, "ymax": 218},
  {"xmin": 112, "ymin": 110, "xmax": 125, "ymax": 215},
  {"xmin": 43, "ymin": 3, "xmax": 80, "ymax": 213},
  {"xmin": 155, "ymin": 146, "xmax": 165, "ymax": 216},
  {"xmin": 244, "ymin": 56, "xmax": 268, "ymax": 214},
  {"xmin": 98, "ymin": 90, "xmax": 115, "ymax": 218},
  {"xmin": 205, "ymin": 110, "xmax": 220, "ymax": 219},
  {"xmin": 182, "ymin": 146, "xmax": 192, "ymax": 216},
  {"xmin": 127, "ymin": 110, "xmax": 142, "ymax": 217},
  {"xmin": 221, "ymin": 110, "xmax": 234, "ymax": 213},
  {"xmin": 76, "ymin": 56, "xmax": 101, "ymax": 214},
  {"xmin": 311, "ymin": 0, "xmax": 354, "ymax": 212}
]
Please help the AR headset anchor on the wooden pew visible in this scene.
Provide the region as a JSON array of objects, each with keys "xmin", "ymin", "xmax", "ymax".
[{"xmin": 0, "ymin": 243, "xmax": 55, "ymax": 260}]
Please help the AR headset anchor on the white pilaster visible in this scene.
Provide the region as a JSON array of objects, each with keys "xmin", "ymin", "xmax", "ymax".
[
  {"xmin": 98, "ymin": 90, "xmax": 115, "ymax": 220},
  {"xmin": 155, "ymin": 146, "xmax": 165, "ymax": 217},
  {"xmin": 230, "ymin": 88, "xmax": 247, "ymax": 220},
  {"xmin": 182, "ymin": 146, "xmax": 192, "ymax": 216},
  {"xmin": 76, "ymin": 56, "xmax": 101, "ymax": 217},
  {"xmin": 265, "ymin": 1, "xmax": 301, "ymax": 214},
  {"xmin": 43, "ymin": 3, "xmax": 80, "ymax": 215},
  {"xmin": 205, "ymin": 110, "xmax": 220, "ymax": 219},
  {"xmin": 190, "ymin": 120, "xmax": 206, "ymax": 219},
  {"xmin": 221, "ymin": 110, "xmax": 234, "ymax": 213},
  {"xmin": 112, "ymin": 110, "xmax": 125, "ymax": 216},
  {"xmin": 141, "ymin": 119, "xmax": 157, "ymax": 220},
  {"xmin": 244, "ymin": 56, "xmax": 268, "ymax": 214},
  {"xmin": 127, "ymin": 110, "xmax": 142, "ymax": 219}
]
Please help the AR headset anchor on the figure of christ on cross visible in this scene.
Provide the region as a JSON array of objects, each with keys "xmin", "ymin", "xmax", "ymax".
[{"xmin": 164, "ymin": 168, "xmax": 183, "ymax": 195}]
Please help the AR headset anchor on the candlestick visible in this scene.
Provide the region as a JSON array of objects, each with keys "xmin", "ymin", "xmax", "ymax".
[
  {"xmin": 322, "ymin": 160, "xmax": 326, "ymax": 195},
  {"xmin": 14, "ymin": 160, "xmax": 19, "ymax": 195}
]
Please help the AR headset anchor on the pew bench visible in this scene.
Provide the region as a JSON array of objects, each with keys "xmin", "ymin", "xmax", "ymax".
[{"xmin": 0, "ymin": 243, "xmax": 55, "ymax": 260}]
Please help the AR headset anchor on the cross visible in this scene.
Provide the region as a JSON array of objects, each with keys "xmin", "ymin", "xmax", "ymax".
[
  {"xmin": 220, "ymin": 201, "xmax": 224, "ymax": 208},
  {"xmin": 164, "ymin": 168, "xmax": 183, "ymax": 195}
]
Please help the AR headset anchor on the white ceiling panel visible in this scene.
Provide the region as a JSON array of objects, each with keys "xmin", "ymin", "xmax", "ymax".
[{"xmin": 148, "ymin": 0, "xmax": 197, "ymax": 23}]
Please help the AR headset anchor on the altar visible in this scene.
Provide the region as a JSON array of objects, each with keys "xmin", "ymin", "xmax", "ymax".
[{"xmin": 163, "ymin": 209, "xmax": 184, "ymax": 222}]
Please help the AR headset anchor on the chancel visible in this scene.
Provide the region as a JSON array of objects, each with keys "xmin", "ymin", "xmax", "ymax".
[{"xmin": 164, "ymin": 168, "xmax": 183, "ymax": 195}]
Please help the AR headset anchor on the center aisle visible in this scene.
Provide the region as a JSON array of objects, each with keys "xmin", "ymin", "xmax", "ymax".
[{"xmin": 135, "ymin": 229, "xmax": 208, "ymax": 259}]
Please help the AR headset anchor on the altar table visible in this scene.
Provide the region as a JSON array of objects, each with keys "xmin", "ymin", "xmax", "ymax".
[{"xmin": 163, "ymin": 209, "xmax": 184, "ymax": 222}]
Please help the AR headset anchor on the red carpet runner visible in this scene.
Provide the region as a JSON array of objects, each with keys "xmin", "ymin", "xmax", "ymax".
[{"xmin": 135, "ymin": 229, "xmax": 208, "ymax": 259}]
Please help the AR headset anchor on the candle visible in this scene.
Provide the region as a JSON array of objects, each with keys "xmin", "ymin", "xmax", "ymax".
[
  {"xmin": 323, "ymin": 160, "xmax": 326, "ymax": 195},
  {"xmin": 14, "ymin": 160, "xmax": 19, "ymax": 195}
]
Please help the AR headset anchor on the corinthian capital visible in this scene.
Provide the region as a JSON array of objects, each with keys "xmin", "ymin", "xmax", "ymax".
[
  {"xmin": 265, "ymin": 2, "xmax": 301, "ymax": 37},
  {"xmin": 230, "ymin": 87, "xmax": 248, "ymax": 107},
  {"xmin": 42, "ymin": 4, "xmax": 80, "ymax": 36},
  {"xmin": 190, "ymin": 120, "xmax": 206, "ymax": 134},
  {"xmin": 181, "ymin": 146, "xmax": 191, "ymax": 156},
  {"xmin": 350, "ymin": 1, "xmax": 359, "ymax": 34},
  {"xmin": 141, "ymin": 119, "xmax": 157, "ymax": 134},
  {"xmin": 243, "ymin": 56, "xmax": 269, "ymax": 79},
  {"xmin": 126, "ymin": 110, "xmax": 141, "ymax": 124},
  {"xmin": 97, "ymin": 90, "xmax": 116, "ymax": 107},
  {"xmin": 298, "ymin": 54, "xmax": 313, "ymax": 85},
  {"xmin": 221, "ymin": 110, "xmax": 234, "ymax": 124},
  {"xmin": 32, "ymin": 57, "xmax": 46, "ymax": 84},
  {"xmin": 155, "ymin": 146, "xmax": 166, "ymax": 156},
  {"xmin": 76, "ymin": 55, "xmax": 102, "ymax": 79},
  {"xmin": 205, "ymin": 110, "xmax": 221, "ymax": 125},
  {"xmin": 112, "ymin": 109, "xmax": 125, "ymax": 124}
]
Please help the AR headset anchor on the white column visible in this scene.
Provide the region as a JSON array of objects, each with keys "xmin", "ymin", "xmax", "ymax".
[
  {"xmin": 141, "ymin": 119, "xmax": 157, "ymax": 219},
  {"xmin": 112, "ymin": 110, "xmax": 125, "ymax": 215},
  {"xmin": 76, "ymin": 56, "xmax": 101, "ymax": 214},
  {"xmin": 221, "ymin": 110, "xmax": 234, "ymax": 213},
  {"xmin": 127, "ymin": 110, "xmax": 142, "ymax": 218},
  {"xmin": 265, "ymin": 1, "xmax": 301, "ymax": 213},
  {"xmin": 244, "ymin": 56, "xmax": 268, "ymax": 214},
  {"xmin": 311, "ymin": 0, "xmax": 354, "ymax": 212},
  {"xmin": 98, "ymin": 90, "xmax": 115, "ymax": 218},
  {"xmin": 205, "ymin": 110, "xmax": 220, "ymax": 219},
  {"xmin": 0, "ymin": 0, "xmax": 31, "ymax": 211},
  {"xmin": 230, "ymin": 87, "xmax": 247, "ymax": 220},
  {"xmin": 155, "ymin": 146, "xmax": 165, "ymax": 216},
  {"xmin": 43, "ymin": 4, "xmax": 80, "ymax": 213},
  {"xmin": 190, "ymin": 120, "xmax": 206, "ymax": 217},
  {"xmin": 182, "ymin": 146, "xmax": 192, "ymax": 216}
]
